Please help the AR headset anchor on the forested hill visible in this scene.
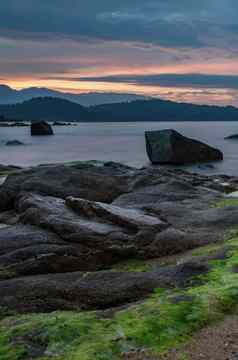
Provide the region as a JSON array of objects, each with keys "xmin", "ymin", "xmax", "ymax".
[
  {"xmin": 90, "ymin": 99, "xmax": 238, "ymax": 122},
  {"xmin": 0, "ymin": 97, "xmax": 238, "ymax": 122}
]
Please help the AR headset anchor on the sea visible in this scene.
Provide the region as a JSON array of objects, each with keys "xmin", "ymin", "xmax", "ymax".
[{"xmin": 1, "ymin": 121, "xmax": 238, "ymax": 176}]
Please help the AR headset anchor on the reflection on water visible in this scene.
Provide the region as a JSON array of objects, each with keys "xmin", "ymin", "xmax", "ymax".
[{"xmin": 0, "ymin": 122, "xmax": 238, "ymax": 175}]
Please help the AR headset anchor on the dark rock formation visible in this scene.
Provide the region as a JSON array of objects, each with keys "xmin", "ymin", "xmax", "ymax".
[
  {"xmin": 0, "ymin": 164, "xmax": 21, "ymax": 173},
  {"xmin": 8, "ymin": 192, "xmax": 165, "ymax": 273},
  {"xmin": 31, "ymin": 121, "xmax": 54, "ymax": 136},
  {"xmin": 0, "ymin": 162, "xmax": 237, "ymax": 314},
  {"xmin": 145, "ymin": 129, "xmax": 223, "ymax": 164},
  {"xmin": 5, "ymin": 140, "xmax": 24, "ymax": 146},
  {"xmin": 225, "ymin": 134, "xmax": 238, "ymax": 140},
  {"xmin": 53, "ymin": 121, "xmax": 73, "ymax": 126},
  {"xmin": 0, "ymin": 162, "xmax": 135, "ymax": 211},
  {"xmin": 0, "ymin": 258, "xmax": 211, "ymax": 313}
]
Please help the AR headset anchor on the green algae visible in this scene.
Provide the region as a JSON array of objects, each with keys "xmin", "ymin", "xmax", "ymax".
[
  {"xmin": 213, "ymin": 198, "xmax": 238, "ymax": 208},
  {"xmin": 110, "ymin": 259, "xmax": 154, "ymax": 272},
  {"xmin": 2, "ymin": 236, "xmax": 238, "ymax": 359},
  {"xmin": 191, "ymin": 243, "xmax": 224, "ymax": 257}
]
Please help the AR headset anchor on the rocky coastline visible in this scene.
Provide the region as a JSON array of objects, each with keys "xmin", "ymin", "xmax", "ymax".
[{"xmin": 1, "ymin": 159, "xmax": 238, "ymax": 358}]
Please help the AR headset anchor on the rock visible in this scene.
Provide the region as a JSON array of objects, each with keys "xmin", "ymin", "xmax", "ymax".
[
  {"xmin": 0, "ymin": 224, "xmax": 61, "ymax": 259},
  {"xmin": 0, "ymin": 270, "xmax": 168, "ymax": 312},
  {"xmin": 0, "ymin": 222, "xmax": 112, "ymax": 277},
  {"xmin": 1, "ymin": 180, "xmax": 234, "ymax": 283},
  {"xmin": 0, "ymin": 162, "xmax": 237, "ymax": 314},
  {"xmin": 31, "ymin": 121, "xmax": 54, "ymax": 136},
  {"xmin": 0, "ymin": 163, "xmax": 135, "ymax": 211},
  {"xmin": 198, "ymin": 164, "xmax": 215, "ymax": 169},
  {"xmin": 224, "ymin": 134, "xmax": 238, "ymax": 140},
  {"xmin": 113, "ymin": 178, "xmax": 219, "ymax": 208},
  {"xmin": 147, "ymin": 228, "xmax": 200, "ymax": 257},
  {"xmin": 16, "ymin": 192, "xmax": 166, "ymax": 265},
  {"xmin": 1, "ymin": 162, "xmax": 231, "ymax": 213},
  {"xmin": 0, "ymin": 258, "xmax": 210, "ymax": 313},
  {"xmin": 53, "ymin": 121, "xmax": 72, "ymax": 126},
  {"xmin": 5, "ymin": 140, "xmax": 24, "ymax": 146},
  {"xmin": 145, "ymin": 129, "xmax": 223, "ymax": 164},
  {"xmin": 66, "ymin": 196, "xmax": 164, "ymax": 230},
  {"xmin": 0, "ymin": 188, "xmax": 168, "ymax": 279},
  {"xmin": 0, "ymin": 164, "xmax": 21, "ymax": 172}
]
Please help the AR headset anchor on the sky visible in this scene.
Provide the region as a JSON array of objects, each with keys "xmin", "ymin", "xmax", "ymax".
[{"xmin": 1, "ymin": 0, "xmax": 238, "ymax": 105}]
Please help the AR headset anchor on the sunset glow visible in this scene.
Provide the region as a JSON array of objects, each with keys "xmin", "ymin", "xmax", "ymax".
[{"xmin": 1, "ymin": 1, "xmax": 238, "ymax": 105}]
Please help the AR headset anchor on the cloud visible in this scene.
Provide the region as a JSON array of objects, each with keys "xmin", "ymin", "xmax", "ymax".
[
  {"xmin": 0, "ymin": 0, "xmax": 238, "ymax": 48},
  {"xmin": 1, "ymin": 0, "xmax": 238, "ymax": 106},
  {"xmin": 76, "ymin": 73, "xmax": 238, "ymax": 90}
]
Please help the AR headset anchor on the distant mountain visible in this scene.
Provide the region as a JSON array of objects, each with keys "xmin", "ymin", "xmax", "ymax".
[
  {"xmin": 0, "ymin": 85, "xmax": 149, "ymax": 106},
  {"xmin": 0, "ymin": 97, "xmax": 91, "ymax": 122},
  {"xmin": 0, "ymin": 96, "xmax": 238, "ymax": 123}
]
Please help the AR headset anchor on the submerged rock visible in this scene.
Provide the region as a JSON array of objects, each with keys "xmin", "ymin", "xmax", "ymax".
[
  {"xmin": 31, "ymin": 121, "xmax": 54, "ymax": 136},
  {"xmin": 145, "ymin": 129, "xmax": 223, "ymax": 164}
]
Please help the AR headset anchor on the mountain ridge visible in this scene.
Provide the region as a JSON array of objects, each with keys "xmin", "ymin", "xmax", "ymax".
[{"xmin": 0, "ymin": 84, "xmax": 149, "ymax": 106}]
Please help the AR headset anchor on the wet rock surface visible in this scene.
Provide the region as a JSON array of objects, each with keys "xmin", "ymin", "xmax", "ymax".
[{"xmin": 0, "ymin": 161, "xmax": 238, "ymax": 313}]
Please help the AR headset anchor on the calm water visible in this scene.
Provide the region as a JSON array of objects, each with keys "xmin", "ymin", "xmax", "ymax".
[{"xmin": 1, "ymin": 122, "xmax": 238, "ymax": 176}]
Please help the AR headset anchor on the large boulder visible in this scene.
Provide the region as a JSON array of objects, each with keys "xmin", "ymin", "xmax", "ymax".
[
  {"xmin": 145, "ymin": 129, "xmax": 223, "ymax": 164},
  {"xmin": 31, "ymin": 121, "xmax": 54, "ymax": 136}
]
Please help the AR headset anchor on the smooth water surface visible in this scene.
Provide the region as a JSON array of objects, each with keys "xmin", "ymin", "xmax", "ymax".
[{"xmin": 1, "ymin": 122, "xmax": 238, "ymax": 175}]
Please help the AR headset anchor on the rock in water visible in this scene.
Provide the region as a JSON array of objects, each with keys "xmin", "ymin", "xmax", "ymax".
[
  {"xmin": 224, "ymin": 134, "xmax": 238, "ymax": 140},
  {"xmin": 5, "ymin": 140, "xmax": 24, "ymax": 146},
  {"xmin": 145, "ymin": 129, "xmax": 223, "ymax": 165},
  {"xmin": 31, "ymin": 121, "xmax": 54, "ymax": 136}
]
